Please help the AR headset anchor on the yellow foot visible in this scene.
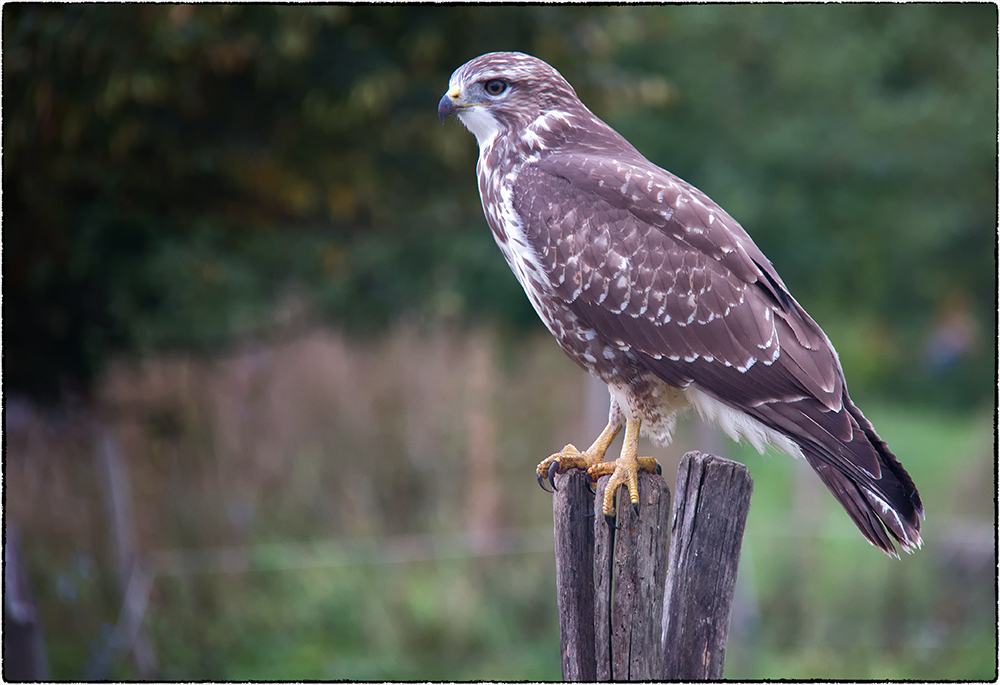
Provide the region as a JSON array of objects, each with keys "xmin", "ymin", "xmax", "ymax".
[
  {"xmin": 536, "ymin": 421, "xmax": 622, "ymax": 492},
  {"xmin": 587, "ymin": 419, "xmax": 661, "ymax": 519}
]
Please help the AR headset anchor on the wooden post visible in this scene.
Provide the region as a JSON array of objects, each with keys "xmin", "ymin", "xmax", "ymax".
[
  {"xmin": 594, "ymin": 472, "xmax": 672, "ymax": 681},
  {"xmin": 4, "ymin": 523, "xmax": 50, "ymax": 680},
  {"xmin": 94, "ymin": 426, "xmax": 157, "ymax": 679},
  {"xmin": 553, "ymin": 470, "xmax": 670, "ymax": 681},
  {"xmin": 661, "ymin": 452, "xmax": 753, "ymax": 680},
  {"xmin": 553, "ymin": 451, "xmax": 752, "ymax": 682},
  {"xmin": 552, "ymin": 470, "xmax": 598, "ymax": 681}
]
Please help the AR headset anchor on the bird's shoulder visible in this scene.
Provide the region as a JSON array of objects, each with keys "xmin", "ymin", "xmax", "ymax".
[{"xmin": 510, "ymin": 148, "xmax": 780, "ymax": 309}]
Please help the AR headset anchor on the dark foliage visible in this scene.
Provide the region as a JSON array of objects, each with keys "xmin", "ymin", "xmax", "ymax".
[{"xmin": 3, "ymin": 5, "xmax": 995, "ymax": 405}]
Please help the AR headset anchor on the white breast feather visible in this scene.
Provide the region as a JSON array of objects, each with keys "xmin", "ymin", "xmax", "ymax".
[{"xmin": 488, "ymin": 167, "xmax": 555, "ymax": 335}]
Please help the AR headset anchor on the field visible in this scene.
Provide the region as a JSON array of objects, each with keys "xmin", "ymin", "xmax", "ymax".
[{"xmin": 6, "ymin": 325, "xmax": 995, "ymax": 680}]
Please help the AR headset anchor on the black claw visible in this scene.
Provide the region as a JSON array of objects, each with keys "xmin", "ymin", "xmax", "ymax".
[
  {"xmin": 633, "ymin": 501, "xmax": 640, "ymax": 517},
  {"xmin": 604, "ymin": 512, "xmax": 617, "ymax": 529},
  {"xmin": 655, "ymin": 462, "xmax": 662, "ymax": 475},
  {"xmin": 587, "ymin": 480, "xmax": 597, "ymax": 496},
  {"xmin": 548, "ymin": 461, "xmax": 560, "ymax": 491},
  {"xmin": 537, "ymin": 471, "xmax": 553, "ymax": 493}
]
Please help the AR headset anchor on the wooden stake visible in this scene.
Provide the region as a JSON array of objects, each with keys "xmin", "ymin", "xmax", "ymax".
[
  {"xmin": 595, "ymin": 472, "xmax": 672, "ymax": 680},
  {"xmin": 661, "ymin": 452, "xmax": 753, "ymax": 680},
  {"xmin": 553, "ymin": 470, "xmax": 597, "ymax": 681}
]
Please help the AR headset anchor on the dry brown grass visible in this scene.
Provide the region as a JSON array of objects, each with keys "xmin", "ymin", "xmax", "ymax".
[{"xmin": 8, "ymin": 324, "xmax": 644, "ymax": 567}]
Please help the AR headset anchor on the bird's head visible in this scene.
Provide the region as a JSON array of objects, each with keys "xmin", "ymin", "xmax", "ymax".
[{"xmin": 438, "ymin": 52, "xmax": 582, "ymax": 148}]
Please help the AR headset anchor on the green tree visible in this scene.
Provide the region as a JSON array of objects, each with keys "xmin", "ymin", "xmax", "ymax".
[
  {"xmin": 4, "ymin": 5, "xmax": 994, "ymax": 407},
  {"xmin": 4, "ymin": 5, "xmax": 603, "ymax": 398}
]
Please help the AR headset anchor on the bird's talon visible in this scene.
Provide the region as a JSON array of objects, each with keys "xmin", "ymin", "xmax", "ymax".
[
  {"xmin": 537, "ymin": 471, "xmax": 553, "ymax": 493},
  {"xmin": 632, "ymin": 501, "xmax": 640, "ymax": 516},
  {"xmin": 548, "ymin": 461, "xmax": 560, "ymax": 491}
]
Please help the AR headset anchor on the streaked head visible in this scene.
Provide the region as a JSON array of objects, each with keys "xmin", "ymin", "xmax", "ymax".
[{"xmin": 438, "ymin": 52, "xmax": 581, "ymax": 147}]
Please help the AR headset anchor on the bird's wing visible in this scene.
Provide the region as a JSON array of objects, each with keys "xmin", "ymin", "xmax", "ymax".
[
  {"xmin": 511, "ymin": 152, "xmax": 922, "ymax": 553},
  {"xmin": 512, "ymin": 151, "xmax": 844, "ymax": 416}
]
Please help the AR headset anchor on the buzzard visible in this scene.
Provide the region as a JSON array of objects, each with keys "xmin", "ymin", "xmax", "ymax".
[{"xmin": 439, "ymin": 52, "xmax": 923, "ymax": 556}]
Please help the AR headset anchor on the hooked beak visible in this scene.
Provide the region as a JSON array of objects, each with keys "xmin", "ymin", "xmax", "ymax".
[{"xmin": 438, "ymin": 86, "xmax": 462, "ymax": 123}]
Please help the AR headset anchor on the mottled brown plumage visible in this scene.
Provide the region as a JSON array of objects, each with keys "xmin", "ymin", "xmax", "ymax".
[{"xmin": 439, "ymin": 51, "xmax": 923, "ymax": 556}]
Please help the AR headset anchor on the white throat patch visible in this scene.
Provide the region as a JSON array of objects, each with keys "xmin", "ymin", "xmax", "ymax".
[{"xmin": 458, "ymin": 106, "xmax": 502, "ymax": 148}]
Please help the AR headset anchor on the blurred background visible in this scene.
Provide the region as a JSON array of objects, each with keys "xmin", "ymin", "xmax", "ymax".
[{"xmin": 3, "ymin": 4, "xmax": 996, "ymax": 680}]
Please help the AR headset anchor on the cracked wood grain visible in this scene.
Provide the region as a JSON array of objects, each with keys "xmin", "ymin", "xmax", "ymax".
[{"xmin": 661, "ymin": 451, "xmax": 753, "ymax": 680}]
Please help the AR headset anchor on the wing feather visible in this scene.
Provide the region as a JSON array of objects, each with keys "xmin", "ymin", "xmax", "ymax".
[{"xmin": 514, "ymin": 156, "xmax": 833, "ymax": 408}]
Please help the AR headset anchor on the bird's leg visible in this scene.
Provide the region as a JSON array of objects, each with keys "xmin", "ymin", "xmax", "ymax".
[
  {"xmin": 586, "ymin": 418, "xmax": 661, "ymax": 518},
  {"xmin": 536, "ymin": 420, "xmax": 622, "ymax": 492}
]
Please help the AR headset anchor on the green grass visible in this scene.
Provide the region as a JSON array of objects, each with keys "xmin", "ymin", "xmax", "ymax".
[{"xmin": 149, "ymin": 555, "xmax": 562, "ymax": 681}]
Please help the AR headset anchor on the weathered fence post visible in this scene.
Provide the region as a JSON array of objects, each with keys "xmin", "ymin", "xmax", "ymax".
[
  {"xmin": 93, "ymin": 426, "xmax": 157, "ymax": 679},
  {"xmin": 552, "ymin": 470, "xmax": 598, "ymax": 681},
  {"xmin": 4, "ymin": 523, "xmax": 50, "ymax": 680},
  {"xmin": 594, "ymin": 472, "xmax": 672, "ymax": 681},
  {"xmin": 552, "ymin": 451, "xmax": 752, "ymax": 682},
  {"xmin": 661, "ymin": 452, "xmax": 753, "ymax": 680}
]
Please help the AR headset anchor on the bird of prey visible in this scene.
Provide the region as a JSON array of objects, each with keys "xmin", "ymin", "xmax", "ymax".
[{"xmin": 438, "ymin": 52, "xmax": 923, "ymax": 556}]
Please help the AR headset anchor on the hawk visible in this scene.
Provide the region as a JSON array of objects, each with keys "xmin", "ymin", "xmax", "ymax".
[{"xmin": 439, "ymin": 52, "xmax": 923, "ymax": 556}]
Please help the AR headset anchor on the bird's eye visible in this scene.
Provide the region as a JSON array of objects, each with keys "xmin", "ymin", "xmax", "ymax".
[{"xmin": 484, "ymin": 79, "xmax": 507, "ymax": 96}]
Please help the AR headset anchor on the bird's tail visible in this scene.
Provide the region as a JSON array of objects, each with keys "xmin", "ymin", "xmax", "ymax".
[{"xmin": 802, "ymin": 402, "xmax": 923, "ymax": 557}]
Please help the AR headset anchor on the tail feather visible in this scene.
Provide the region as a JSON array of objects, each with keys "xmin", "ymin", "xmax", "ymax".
[
  {"xmin": 800, "ymin": 398, "xmax": 923, "ymax": 557},
  {"xmin": 845, "ymin": 400, "xmax": 925, "ymax": 522},
  {"xmin": 859, "ymin": 485, "xmax": 923, "ymax": 553},
  {"xmin": 749, "ymin": 391, "xmax": 923, "ymax": 556},
  {"xmin": 804, "ymin": 451, "xmax": 921, "ymax": 557}
]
